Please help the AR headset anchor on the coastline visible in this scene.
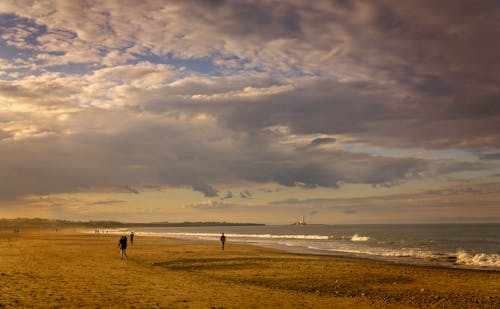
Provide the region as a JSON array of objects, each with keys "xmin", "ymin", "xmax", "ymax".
[
  {"xmin": 1, "ymin": 230, "xmax": 499, "ymax": 308},
  {"xmin": 82, "ymin": 224, "xmax": 500, "ymax": 272},
  {"xmin": 115, "ymin": 229, "xmax": 497, "ymax": 270}
]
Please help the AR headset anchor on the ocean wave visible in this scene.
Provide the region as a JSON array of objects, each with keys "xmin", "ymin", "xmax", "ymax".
[
  {"xmin": 318, "ymin": 246, "xmax": 438, "ymax": 260},
  {"xmin": 136, "ymin": 231, "xmax": 331, "ymax": 240},
  {"xmin": 350, "ymin": 234, "xmax": 370, "ymax": 242},
  {"xmin": 456, "ymin": 250, "xmax": 500, "ymax": 268}
]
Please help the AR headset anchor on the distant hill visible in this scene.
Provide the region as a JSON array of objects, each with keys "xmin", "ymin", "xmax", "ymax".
[{"xmin": 0, "ymin": 218, "xmax": 264, "ymax": 229}]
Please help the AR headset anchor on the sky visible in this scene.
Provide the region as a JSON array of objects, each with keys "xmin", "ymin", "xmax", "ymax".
[{"xmin": 0, "ymin": 0, "xmax": 499, "ymax": 224}]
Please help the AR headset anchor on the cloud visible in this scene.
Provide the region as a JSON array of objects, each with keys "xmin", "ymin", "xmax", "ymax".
[
  {"xmin": 192, "ymin": 183, "xmax": 219, "ymax": 197},
  {"xmin": 0, "ymin": 101, "xmax": 488, "ymax": 201},
  {"xmin": 422, "ymin": 183, "xmax": 500, "ymax": 196},
  {"xmin": 309, "ymin": 137, "xmax": 336, "ymax": 147},
  {"xmin": 87, "ymin": 62, "xmax": 178, "ymax": 90},
  {"xmin": 184, "ymin": 199, "xmax": 226, "ymax": 210},
  {"xmin": 341, "ymin": 209, "xmax": 357, "ymax": 215},
  {"xmin": 239, "ymin": 190, "xmax": 252, "ymax": 199},
  {"xmin": 0, "ymin": 0, "xmax": 498, "ymax": 206},
  {"xmin": 89, "ymin": 200, "xmax": 127, "ymax": 206},
  {"xmin": 271, "ymin": 181, "xmax": 500, "ymax": 209},
  {"xmin": 479, "ymin": 153, "xmax": 500, "ymax": 161},
  {"xmin": 0, "ymin": 129, "xmax": 12, "ymax": 140},
  {"xmin": 122, "ymin": 186, "xmax": 139, "ymax": 194},
  {"xmin": 221, "ymin": 191, "xmax": 233, "ymax": 200}
]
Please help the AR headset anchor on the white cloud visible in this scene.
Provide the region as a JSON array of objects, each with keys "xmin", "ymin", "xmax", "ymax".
[{"xmin": 184, "ymin": 199, "xmax": 227, "ymax": 210}]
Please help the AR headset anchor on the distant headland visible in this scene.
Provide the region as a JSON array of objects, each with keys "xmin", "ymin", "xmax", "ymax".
[{"xmin": 0, "ymin": 218, "xmax": 265, "ymax": 229}]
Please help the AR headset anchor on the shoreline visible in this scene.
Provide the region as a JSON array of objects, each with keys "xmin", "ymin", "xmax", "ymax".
[
  {"xmin": 259, "ymin": 243, "xmax": 500, "ymax": 273},
  {"xmin": 1, "ymin": 230, "xmax": 499, "ymax": 308},
  {"xmin": 79, "ymin": 227, "xmax": 500, "ymax": 272},
  {"xmin": 158, "ymin": 233, "xmax": 500, "ymax": 274}
]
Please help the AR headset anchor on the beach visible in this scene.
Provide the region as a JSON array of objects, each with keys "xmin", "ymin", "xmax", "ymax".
[{"xmin": 1, "ymin": 230, "xmax": 499, "ymax": 308}]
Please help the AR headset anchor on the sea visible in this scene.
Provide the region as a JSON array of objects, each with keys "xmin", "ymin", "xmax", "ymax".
[{"xmin": 94, "ymin": 224, "xmax": 500, "ymax": 270}]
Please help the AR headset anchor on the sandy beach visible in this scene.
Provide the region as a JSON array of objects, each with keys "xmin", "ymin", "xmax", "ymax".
[{"xmin": 0, "ymin": 230, "xmax": 499, "ymax": 308}]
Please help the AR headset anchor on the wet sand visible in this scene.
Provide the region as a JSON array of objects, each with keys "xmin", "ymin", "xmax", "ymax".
[{"xmin": 0, "ymin": 230, "xmax": 499, "ymax": 308}]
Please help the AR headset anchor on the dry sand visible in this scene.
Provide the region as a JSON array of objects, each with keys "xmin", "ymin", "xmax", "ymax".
[{"xmin": 0, "ymin": 230, "xmax": 499, "ymax": 308}]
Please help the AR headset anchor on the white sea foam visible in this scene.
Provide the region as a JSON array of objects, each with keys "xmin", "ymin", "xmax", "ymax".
[
  {"xmin": 318, "ymin": 246, "xmax": 438, "ymax": 260},
  {"xmin": 350, "ymin": 234, "xmax": 370, "ymax": 242},
  {"xmin": 134, "ymin": 231, "xmax": 330, "ymax": 240},
  {"xmin": 456, "ymin": 250, "xmax": 500, "ymax": 268}
]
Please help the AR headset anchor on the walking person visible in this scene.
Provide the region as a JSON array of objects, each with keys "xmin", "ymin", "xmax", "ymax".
[
  {"xmin": 220, "ymin": 233, "xmax": 226, "ymax": 250},
  {"xmin": 130, "ymin": 231, "xmax": 134, "ymax": 245},
  {"xmin": 118, "ymin": 235, "xmax": 128, "ymax": 259}
]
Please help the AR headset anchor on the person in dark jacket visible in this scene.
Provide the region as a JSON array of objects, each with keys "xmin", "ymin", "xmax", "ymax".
[
  {"xmin": 118, "ymin": 235, "xmax": 128, "ymax": 259},
  {"xmin": 220, "ymin": 233, "xmax": 226, "ymax": 250}
]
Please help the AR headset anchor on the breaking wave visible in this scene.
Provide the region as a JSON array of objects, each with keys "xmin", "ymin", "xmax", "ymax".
[
  {"xmin": 351, "ymin": 234, "xmax": 370, "ymax": 242},
  {"xmin": 134, "ymin": 231, "xmax": 331, "ymax": 240},
  {"xmin": 456, "ymin": 250, "xmax": 500, "ymax": 268}
]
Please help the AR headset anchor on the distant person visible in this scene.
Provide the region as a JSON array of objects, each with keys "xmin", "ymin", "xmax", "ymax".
[
  {"xmin": 118, "ymin": 235, "xmax": 128, "ymax": 259},
  {"xmin": 220, "ymin": 233, "xmax": 226, "ymax": 250},
  {"xmin": 130, "ymin": 231, "xmax": 134, "ymax": 245}
]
